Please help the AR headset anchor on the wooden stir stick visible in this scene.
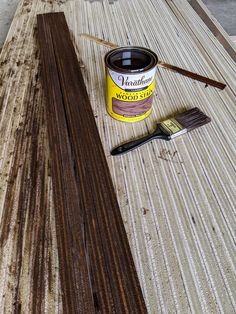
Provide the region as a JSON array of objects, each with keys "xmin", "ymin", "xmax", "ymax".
[{"xmin": 80, "ymin": 33, "xmax": 226, "ymax": 90}]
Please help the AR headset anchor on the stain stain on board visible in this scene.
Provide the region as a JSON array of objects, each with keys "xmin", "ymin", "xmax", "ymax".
[
  {"xmin": 0, "ymin": 66, "xmax": 61, "ymax": 312},
  {"xmin": 158, "ymin": 148, "xmax": 183, "ymax": 164}
]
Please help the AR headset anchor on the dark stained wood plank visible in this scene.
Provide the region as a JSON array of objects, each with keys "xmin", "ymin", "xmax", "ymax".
[
  {"xmin": 37, "ymin": 14, "xmax": 95, "ymax": 314},
  {"xmin": 37, "ymin": 12, "xmax": 147, "ymax": 313}
]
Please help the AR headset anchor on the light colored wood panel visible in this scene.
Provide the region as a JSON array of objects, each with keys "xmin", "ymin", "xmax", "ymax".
[{"xmin": 0, "ymin": 0, "xmax": 235, "ymax": 313}]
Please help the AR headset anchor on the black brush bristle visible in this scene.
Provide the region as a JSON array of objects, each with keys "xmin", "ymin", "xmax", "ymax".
[{"xmin": 175, "ymin": 107, "xmax": 211, "ymax": 131}]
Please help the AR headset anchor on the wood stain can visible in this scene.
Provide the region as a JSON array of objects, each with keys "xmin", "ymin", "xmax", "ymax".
[{"xmin": 105, "ymin": 47, "xmax": 158, "ymax": 122}]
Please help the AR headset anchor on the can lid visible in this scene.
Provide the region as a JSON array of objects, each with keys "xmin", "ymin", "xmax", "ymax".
[{"xmin": 105, "ymin": 46, "xmax": 158, "ymax": 74}]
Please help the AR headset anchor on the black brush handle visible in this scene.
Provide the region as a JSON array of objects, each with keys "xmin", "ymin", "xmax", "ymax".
[{"xmin": 111, "ymin": 126, "xmax": 168, "ymax": 156}]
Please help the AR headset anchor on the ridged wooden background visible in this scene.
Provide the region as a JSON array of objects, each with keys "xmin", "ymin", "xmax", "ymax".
[{"xmin": 0, "ymin": 0, "xmax": 235, "ymax": 313}]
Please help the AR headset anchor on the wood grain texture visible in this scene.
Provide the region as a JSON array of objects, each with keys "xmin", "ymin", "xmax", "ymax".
[
  {"xmin": 37, "ymin": 14, "xmax": 95, "ymax": 314},
  {"xmin": 189, "ymin": 0, "xmax": 236, "ymax": 63},
  {"xmin": 0, "ymin": 2, "xmax": 63, "ymax": 312},
  {"xmin": 37, "ymin": 12, "xmax": 147, "ymax": 313},
  {"xmin": 157, "ymin": 62, "xmax": 226, "ymax": 89},
  {"xmin": 81, "ymin": 33, "xmax": 226, "ymax": 90},
  {"xmin": 0, "ymin": 0, "xmax": 236, "ymax": 313}
]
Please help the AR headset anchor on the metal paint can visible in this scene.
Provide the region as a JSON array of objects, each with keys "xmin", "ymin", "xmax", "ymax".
[{"xmin": 104, "ymin": 46, "xmax": 158, "ymax": 122}]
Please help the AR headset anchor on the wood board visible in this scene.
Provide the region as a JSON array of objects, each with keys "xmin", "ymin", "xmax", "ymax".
[
  {"xmin": 0, "ymin": 0, "xmax": 235, "ymax": 313},
  {"xmin": 37, "ymin": 12, "xmax": 146, "ymax": 313}
]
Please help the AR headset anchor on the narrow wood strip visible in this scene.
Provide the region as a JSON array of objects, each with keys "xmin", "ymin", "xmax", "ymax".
[
  {"xmin": 188, "ymin": 0, "xmax": 236, "ymax": 63},
  {"xmin": 80, "ymin": 33, "xmax": 119, "ymax": 48},
  {"xmin": 158, "ymin": 62, "xmax": 226, "ymax": 89},
  {"xmin": 37, "ymin": 14, "xmax": 94, "ymax": 314},
  {"xmin": 80, "ymin": 33, "xmax": 226, "ymax": 89},
  {"xmin": 38, "ymin": 12, "xmax": 147, "ymax": 313}
]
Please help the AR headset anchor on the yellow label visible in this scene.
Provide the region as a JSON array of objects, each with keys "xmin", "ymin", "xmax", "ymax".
[
  {"xmin": 161, "ymin": 119, "xmax": 183, "ymax": 134},
  {"xmin": 106, "ymin": 70, "xmax": 155, "ymax": 122}
]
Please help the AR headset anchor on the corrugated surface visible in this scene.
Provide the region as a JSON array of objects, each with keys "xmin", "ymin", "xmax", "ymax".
[{"xmin": 0, "ymin": 0, "xmax": 235, "ymax": 313}]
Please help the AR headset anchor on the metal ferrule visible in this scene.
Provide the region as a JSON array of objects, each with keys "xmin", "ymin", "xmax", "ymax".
[{"xmin": 160, "ymin": 118, "xmax": 187, "ymax": 139}]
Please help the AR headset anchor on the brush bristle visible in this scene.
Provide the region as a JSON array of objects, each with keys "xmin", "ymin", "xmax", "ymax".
[{"xmin": 175, "ymin": 107, "xmax": 211, "ymax": 131}]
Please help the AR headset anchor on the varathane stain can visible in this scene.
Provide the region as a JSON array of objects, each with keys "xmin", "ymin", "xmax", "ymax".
[{"xmin": 105, "ymin": 47, "xmax": 158, "ymax": 122}]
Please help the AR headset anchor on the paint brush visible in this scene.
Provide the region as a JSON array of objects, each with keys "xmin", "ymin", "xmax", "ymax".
[
  {"xmin": 80, "ymin": 33, "xmax": 226, "ymax": 90},
  {"xmin": 111, "ymin": 107, "xmax": 211, "ymax": 155}
]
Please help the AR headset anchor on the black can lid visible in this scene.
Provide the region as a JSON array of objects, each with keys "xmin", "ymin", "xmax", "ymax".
[{"xmin": 105, "ymin": 46, "xmax": 158, "ymax": 74}]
